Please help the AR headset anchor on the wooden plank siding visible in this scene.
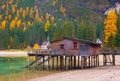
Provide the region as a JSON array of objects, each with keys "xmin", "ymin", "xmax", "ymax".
[{"xmin": 51, "ymin": 37, "xmax": 101, "ymax": 56}]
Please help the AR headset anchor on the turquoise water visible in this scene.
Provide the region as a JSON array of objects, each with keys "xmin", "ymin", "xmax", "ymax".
[
  {"xmin": 0, "ymin": 57, "xmax": 27, "ymax": 74},
  {"xmin": 0, "ymin": 57, "xmax": 59, "ymax": 81},
  {"xmin": 0, "ymin": 57, "xmax": 28, "ymax": 80}
]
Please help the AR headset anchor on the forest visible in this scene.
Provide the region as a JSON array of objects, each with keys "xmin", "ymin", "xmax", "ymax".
[{"xmin": 0, "ymin": 0, "xmax": 119, "ymax": 49}]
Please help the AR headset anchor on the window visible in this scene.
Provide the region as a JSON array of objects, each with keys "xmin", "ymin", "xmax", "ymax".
[
  {"xmin": 74, "ymin": 42, "xmax": 77, "ymax": 49},
  {"xmin": 60, "ymin": 44, "xmax": 64, "ymax": 49}
]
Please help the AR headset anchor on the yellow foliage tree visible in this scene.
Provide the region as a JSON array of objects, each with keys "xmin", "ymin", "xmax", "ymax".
[
  {"xmin": 1, "ymin": 20, "xmax": 7, "ymax": 30},
  {"xmin": 8, "ymin": 14, "xmax": 11, "ymax": 20},
  {"xmin": 23, "ymin": 24, "xmax": 27, "ymax": 32},
  {"xmin": 16, "ymin": 10, "xmax": 20, "ymax": 17},
  {"xmin": 1, "ymin": 4, "xmax": 5, "ymax": 10},
  {"xmin": 104, "ymin": 9, "xmax": 117, "ymax": 43},
  {"xmin": 60, "ymin": 4, "xmax": 66, "ymax": 13},
  {"xmin": 34, "ymin": 11, "xmax": 41, "ymax": 22},
  {"xmin": 29, "ymin": 7, "xmax": 34, "ymax": 18},
  {"xmin": 51, "ymin": 16, "xmax": 55, "ymax": 22},
  {"xmin": 19, "ymin": 8, "xmax": 23, "ymax": 14},
  {"xmin": 52, "ymin": 0, "xmax": 56, "ymax": 7},
  {"xmin": 45, "ymin": 12, "xmax": 49, "ymax": 20},
  {"xmin": 27, "ymin": 21, "xmax": 31, "ymax": 26},
  {"xmin": 25, "ymin": 6, "xmax": 29, "ymax": 15},
  {"xmin": 33, "ymin": 43, "xmax": 39, "ymax": 49},
  {"xmin": 14, "ymin": 16, "xmax": 18, "ymax": 21},
  {"xmin": 60, "ymin": 4, "xmax": 66, "ymax": 17},
  {"xmin": 22, "ymin": 10, "xmax": 26, "ymax": 18},
  {"xmin": 9, "ymin": 0, "xmax": 13, "ymax": 5},
  {"xmin": 0, "ymin": 14, "xmax": 2, "ymax": 20},
  {"xmin": 11, "ymin": 5, "xmax": 15, "ymax": 14},
  {"xmin": 16, "ymin": 20, "xmax": 21, "ymax": 28},
  {"xmin": 10, "ymin": 20, "xmax": 16, "ymax": 30},
  {"xmin": 44, "ymin": 20, "xmax": 50, "ymax": 32}
]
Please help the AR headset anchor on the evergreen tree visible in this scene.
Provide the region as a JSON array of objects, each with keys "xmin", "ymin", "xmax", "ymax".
[
  {"xmin": 96, "ymin": 21, "xmax": 104, "ymax": 40},
  {"xmin": 115, "ymin": 15, "xmax": 120, "ymax": 47},
  {"xmin": 78, "ymin": 20, "xmax": 86, "ymax": 39},
  {"xmin": 61, "ymin": 21, "xmax": 75, "ymax": 38},
  {"xmin": 108, "ymin": 34, "xmax": 116, "ymax": 48},
  {"xmin": 84, "ymin": 21, "xmax": 96, "ymax": 41}
]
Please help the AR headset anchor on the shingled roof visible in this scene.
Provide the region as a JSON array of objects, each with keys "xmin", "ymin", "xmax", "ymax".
[{"xmin": 52, "ymin": 37, "xmax": 102, "ymax": 46}]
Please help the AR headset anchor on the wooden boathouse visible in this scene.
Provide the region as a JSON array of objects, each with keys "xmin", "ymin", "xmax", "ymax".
[{"xmin": 27, "ymin": 37, "xmax": 102, "ymax": 70}]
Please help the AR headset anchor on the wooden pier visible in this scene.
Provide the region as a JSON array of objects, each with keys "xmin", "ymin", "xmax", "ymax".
[
  {"xmin": 27, "ymin": 49, "xmax": 99, "ymax": 70},
  {"xmin": 101, "ymin": 48, "xmax": 120, "ymax": 66},
  {"xmin": 27, "ymin": 48, "xmax": 120, "ymax": 70}
]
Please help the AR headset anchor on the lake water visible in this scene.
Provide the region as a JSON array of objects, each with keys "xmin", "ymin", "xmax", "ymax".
[{"xmin": 0, "ymin": 57, "xmax": 59, "ymax": 81}]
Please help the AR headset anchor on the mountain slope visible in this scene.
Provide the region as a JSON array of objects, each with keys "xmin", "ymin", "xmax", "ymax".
[{"xmin": 35, "ymin": 0, "xmax": 119, "ymax": 23}]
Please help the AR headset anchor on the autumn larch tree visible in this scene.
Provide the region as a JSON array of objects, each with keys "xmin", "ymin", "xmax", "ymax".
[{"xmin": 104, "ymin": 9, "xmax": 117, "ymax": 47}]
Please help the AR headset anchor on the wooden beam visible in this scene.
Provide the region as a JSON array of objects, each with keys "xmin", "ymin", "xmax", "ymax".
[
  {"xmin": 112, "ymin": 54, "xmax": 115, "ymax": 65},
  {"xmin": 78, "ymin": 56, "xmax": 80, "ymax": 68},
  {"xmin": 88, "ymin": 56, "xmax": 90, "ymax": 68},
  {"xmin": 43, "ymin": 56, "xmax": 45, "ymax": 70},
  {"xmin": 56, "ymin": 56, "xmax": 58, "ymax": 70},
  {"xmin": 74, "ymin": 56, "xmax": 76, "ymax": 69}
]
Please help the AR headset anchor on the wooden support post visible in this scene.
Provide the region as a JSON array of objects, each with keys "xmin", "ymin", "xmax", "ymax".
[
  {"xmin": 48, "ymin": 56, "xmax": 50, "ymax": 70},
  {"xmin": 88, "ymin": 56, "xmax": 90, "ymax": 68},
  {"xmin": 78, "ymin": 56, "xmax": 80, "ymax": 68},
  {"xmin": 57, "ymin": 56, "xmax": 58, "ymax": 70},
  {"xmin": 65, "ymin": 56, "xmax": 67, "ymax": 70},
  {"xmin": 94, "ymin": 55, "xmax": 95, "ymax": 67},
  {"xmin": 98, "ymin": 55, "xmax": 99, "ymax": 66},
  {"xmin": 81, "ymin": 56, "xmax": 84, "ymax": 69},
  {"xmin": 81, "ymin": 56, "xmax": 83, "ymax": 69},
  {"xmin": 96, "ymin": 55, "xmax": 97, "ymax": 66},
  {"xmin": 52, "ymin": 56, "xmax": 54, "ymax": 70},
  {"xmin": 103, "ymin": 55, "xmax": 106, "ymax": 66},
  {"xmin": 91, "ymin": 56, "xmax": 93, "ymax": 67},
  {"xmin": 95, "ymin": 55, "xmax": 98, "ymax": 66},
  {"xmin": 43, "ymin": 56, "xmax": 45, "ymax": 70},
  {"xmin": 60, "ymin": 56, "xmax": 62, "ymax": 70},
  {"xmin": 69, "ymin": 57, "xmax": 70, "ymax": 70},
  {"xmin": 58, "ymin": 56, "xmax": 61, "ymax": 70},
  {"xmin": 74, "ymin": 56, "xmax": 76, "ymax": 69},
  {"xmin": 62, "ymin": 56, "xmax": 64, "ymax": 70},
  {"xmin": 71, "ymin": 56, "xmax": 72, "ymax": 69},
  {"xmin": 103, "ymin": 55, "xmax": 104, "ymax": 66},
  {"xmin": 62, "ymin": 56, "xmax": 63, "ymax": 70},
  {"xmin": 112, "ymin": 54, "xmax": 115, "ymax": 65}
]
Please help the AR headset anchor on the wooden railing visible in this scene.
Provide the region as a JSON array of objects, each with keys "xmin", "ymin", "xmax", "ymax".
[
  {"xmin": 101, "ymin": 48, "xmax": 120, "ymax": 55},
  {"xmin": 28, "ymin": 49, "xmax": 80, "ymax": 55}
]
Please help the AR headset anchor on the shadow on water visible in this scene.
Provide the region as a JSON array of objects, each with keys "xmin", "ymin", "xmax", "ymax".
[{"xmin": 0, "ymin": 57, "xmax": 59, "ymax": 81}]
